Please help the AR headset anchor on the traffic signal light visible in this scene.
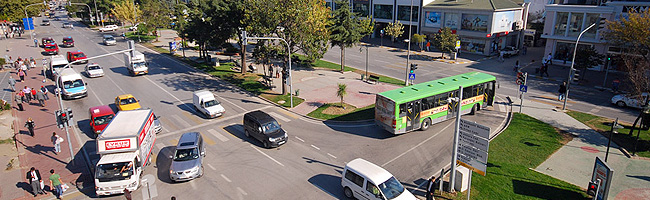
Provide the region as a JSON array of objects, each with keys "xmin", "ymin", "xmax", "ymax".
[
  {"xmin": 59, "ymin": 110, "xmax": 68, "ymax": 124},
  {"xmin": 409, "ymin": 64, "xmax": 418, "ymax": 74},
  {"xmin": 516, "ymin": 72, "xmax": 525, "ymax": 85},
  {"xmin": 587, "ymin": 181, "xmax": 599, "ymax": 196},
  {"xmin": 598, "ymin": 17, "xmax": 607, "ymax": 30},
  {"xmin": 571, "ymin": 69, "xmax": 580, "ymax": 82},
  {"xmin": 66, "ymin": 107, "xmax": 73, "ymax": 121}
]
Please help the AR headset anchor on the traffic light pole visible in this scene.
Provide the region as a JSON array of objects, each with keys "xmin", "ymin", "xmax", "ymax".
[
  {"xmin": 563, "ymin": 22, "xmax": 596, "ymax": 110},
  {"xmin": 520, "ymin": 73, "xmax": 527, "ymax": 113},
  {"xmin": 404, "ymin": 0, "xmax": 414, "ymax": 86}
]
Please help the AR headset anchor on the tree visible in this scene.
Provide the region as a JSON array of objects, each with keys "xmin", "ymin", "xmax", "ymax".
[
  {"xmin": 384, "ymin": 21, "xmax": 404, "ymax": 43},
  {"xmin": 573, "ymin": 46, "xmax": 605, "ymax": 81},
  {"xmin": 329, "ymin": 0, "xmax": 373, "ymax": 72},
  {"xmin": 336, "ymin": 83, "xmax": 347, "ymax": 108},
  {"xmin": 140, "ymin": 0, "xmax": 171, "ymax": 40},
  {"xmin": 431, "ymin": 27, "xmax": 458, "ymax": 58},
  {"xmin": 182, "ymin": 0, "xmax": 242, "ymax": 62},
  {"xmin": 604, "ymin": 9, "xmax": 650, "ymax": 96},
  {"xmin": 0, "ymin": 0, "xmax": 45, "ymax": 22},
  {"xmin": 111, "ymin": 1, "xmax": 140, "ymax": 26},
  {"xmin": 412, "ymin": 33, "xmax": 426, "ymax": 51}
]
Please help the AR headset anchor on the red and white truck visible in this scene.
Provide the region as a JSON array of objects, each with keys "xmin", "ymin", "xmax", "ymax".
[{"xmin": 94, "ymin": 109, "xmax": 156, "ymax": 196}]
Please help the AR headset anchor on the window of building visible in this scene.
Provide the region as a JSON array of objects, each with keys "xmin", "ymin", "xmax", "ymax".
[
  {"xmin": 373, "ymin": 4, "xmax": 393, "ymax": 20},
  {"xmin": 584, "ymin": 13, "xmax": 599, "ymax": 39},
  {"xmin": 567, "ymin": 13, "xmax": 584, "ymax": 37},
  {"xmin": 397, "ymin": 5, "xmax": 418, "ymax": 22},
  {"xmin": 554, "ymin": 12, "xmax": 569, "ymax": 36},
  {"xmin": 353, "ymin": 2, "xmax": 370, "ymax": 17},
  {"xmin": 460, "ymin": 38, "xmax": 486, "ymax": 53},
  {"xmin": 444, "ymin": 13, "xmax": 459, "ymax": 30},
  {"xmin": 554, "ymin": 41, "xmax": 592, "ymax": 62}
]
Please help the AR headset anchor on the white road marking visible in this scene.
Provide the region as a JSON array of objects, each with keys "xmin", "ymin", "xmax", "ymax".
[
  {"xmin": 294, "ymin": 136, "xmax": 305, "ymax": 142},
  {"xmin": 207, "ymin": 164, "xmax": 216, "ymax": 171},
  {"xmin": 215, "ymin": 94, "xmax": 246, "ymax": 112},
  {"xmin": 207, "ymin": 129, "xmax": 229, "ymax": 142},
  {"xmin": 170, "ymin": 114, "xmax": 192, "ymax": 128},
  {"xmin": 327, "ymin": 153, "xmax": 337, "ymax": 159},
  {"xmin": 250, "ymin": 144, "xmax": 284, "ymax": 166},
  {"xmin": 381, "ymin": 122, "xmax": 454, "ymax": 167},
  {"xmin": 143, "ymin": 75, "xmax": 196, "ymax": 112},
  {"xmin": 220, "ymin": 174, "xmax": 232, "ymax": 183},
  {"xmin": 237, "ymin": 187, "xmax": 248, "ymax": 196},
  {"xmin": 499, "ymin": 103, "xmax": 506, "ymax": 112},
  {"xmin": 268, "ymin": 112, "xmax": 290, "ymax": 122},
  {"xmin": 311, "ymin": 144, "xmax": 320, "ymax": 150},
  {"xmin": 375, "ymin": 60, "xmax": 390, "ymax": 64}
]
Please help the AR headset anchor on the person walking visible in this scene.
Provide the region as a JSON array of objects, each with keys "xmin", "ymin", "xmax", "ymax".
[
  {"xmin": 15, "ymin": 92, "xmax": 24, "ymax": 111},
  {"xmin": 36, "ymin": 89, "xmax": 46, "ymax": 107},
  {"xmin": 612, "ymin": 79, "xmax": 620, "ymax": 93},
  {"xmin": 513, "ymin": 60, "xmax": 520, "ymax": 72},
  {"xmin": 558, "ymin": 81, "xmax": 567, "ymax": 101},
  {"xmin": 269, "ymin": 64, "xmax": 274, "ymax": 78},
  {"xmin": 25, "ymin": 117, "xmax": 35, "ymax": 136},
  {"xmin": 23, "ymin": 86, "xmax": 32, "ymax": 102},
  {"xmin": 26, "ymin": 167, "xmax": 46, "ymax": 197},
  {"xmin": 522, "ymin": 45, "xmax": 527, "ymax": 55},
  {"xmin": 40, "ymin": 86, "xmax": 50, "ymax": 100},
  {"xmin": 7, "ymin": 76, "xmax": 16, "ymax": 92},
  {"xmin": 34, "ymin": 39, "xmax": 38, "ymax": 47},
  {"xmin": 31, "ymin": 87, "xmax": 37, "ymax": 102},
  {"xmin": 547, "ymin": 53, "xmax": 553, "ymax": 65},
  {"xmin": 276, "ymin": 65, "xmax": 281, "ymax": 78},
  {"xmin": 18, "ymin": 69, "xmax": 25, "ymax": 82},
  {"xmin": 426, "ymin": 176, "xmax": 435, "ymax": 200},
  {"xmin": 51, "ymin": 132, "xmax": 62, "ymax": 154},
  {"xmin": 541, "ymin": 63, "xmax": 550, "ymax": 77},
  {"xmin": 49, "ymin": 169, "xmax": 63, "ymax": 199},
  {"xmin": 426, "ymin": 41, "xmax": 431, "ymax": 52},
  {"xmin": 498, "ymin": 50, "xmax": 505, "ymax": 62}
]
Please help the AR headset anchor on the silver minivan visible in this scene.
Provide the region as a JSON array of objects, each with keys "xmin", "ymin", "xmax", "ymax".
[{"xmin": 169, "ymin": 132, "xmax": 204, "ymax": 182}]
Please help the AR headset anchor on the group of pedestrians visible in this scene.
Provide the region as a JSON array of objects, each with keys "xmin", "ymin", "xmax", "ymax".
[
  {"xmin": 267, "ymin": 64, "xmax": 282, "ymax": 78},
  {"xmin": 14, "ymin": 85, "xmax": 50, "ymax": 109},
  {"xmin": 25, "ymin": 167, "xmax": 65, "ymax": 199}
]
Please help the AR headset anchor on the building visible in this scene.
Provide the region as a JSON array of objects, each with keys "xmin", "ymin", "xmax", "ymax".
[{"xmin": 542, "ymin": 0, "xmax": 650, "ymax": 71}]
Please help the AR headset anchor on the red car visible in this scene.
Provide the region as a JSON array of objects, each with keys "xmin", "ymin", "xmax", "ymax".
[
  {"xmin": 41, "ymin": 37, "xmax": 55, "ymax": 47},
  {"xmin": 89, "ymin": 105, "xmax": 115, "ymax": 135},
  {"xmin": 43, "ymin": 43, "xmax": 59, "ymax": 55},
  {"xmin": 67, "ymin": 50, "xmax": 88, "ymax": 64},
  {"xmin": 62, "ymin": 37, "xmax": 74, "ymax": 47}
]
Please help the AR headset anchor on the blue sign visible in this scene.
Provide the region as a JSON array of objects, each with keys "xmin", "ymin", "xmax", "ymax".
[
  {"xmin": 22, "ymin": 18, "xmax": 34, "ymax": 30},
  {"xmin": 408, "ymin": 73, "xmax": 415, "ymax": 80},
  {"xmin": 169, "ymin": 41, "xmax": 177, "ymax": 53},
  {"xmin": 519, "ymin": 85, "xmax": 527, "ymax": 93}
]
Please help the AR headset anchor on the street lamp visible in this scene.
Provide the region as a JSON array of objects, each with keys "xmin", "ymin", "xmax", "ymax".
[
  {"xmin": 94, "ymin": 0, "xmax": 100, "ymax": 26},
  {"xmin": 562, "ymin": 22, "xmax": 597, "ymax": 110},
  {"xmin": 404, "ymin": 0, "xmax": 415, "ymax": 86},
  {"xmin": 69, "ymin": 3, "xmax": 94, "ymax": 26},
  {"xmin": 360, "ymin": 44, "xmax": 369, "ymax": 81}
]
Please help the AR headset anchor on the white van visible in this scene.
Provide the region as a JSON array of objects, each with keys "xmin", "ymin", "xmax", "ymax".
[
  {"xmin": 58, "ymin": 68, "xmax": 88, "ymax": 99},
  {"xmin": 48, "ymin": 55, "xmax": 69, "ymax": 80},
  {"xmin": 192, "ymin": 90, "xmax": 225, "ymax": 118},
  {"xmin": 342, "ymin": 158, "xmax": 417, "ymax": 200}
]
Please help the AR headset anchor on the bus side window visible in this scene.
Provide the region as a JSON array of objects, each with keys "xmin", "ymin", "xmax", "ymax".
[
  {"xmin": 463, "ymin": 87, "xmax": 472, "ymax": 99},
  {"xmin": 477, "ymin": 84, "xmax": 485, "ymax": 96},
  {"xmin": 399, "ymin": 104, "xmax": 407, "ymax": 117},
  {"xmin": 422, "ymin": 98, "xmax": 429, "ymax": 110}
]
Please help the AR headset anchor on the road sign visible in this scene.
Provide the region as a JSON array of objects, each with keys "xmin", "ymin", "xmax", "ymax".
[
  {"xmin": 408, "ymin": 73, "xmax": 415, "ymax": 80},
  {"xmin": 591, "ymin": 157, "xmax": 613, "ymax": 200},
  {"xmin": 457, "ymin": 155, "xmax": 487, "ymax": 176},
  {"xmin": 459, "ymin": 119, "xmax": 490, "ymax": 139},
  {"xmin": 519, "ymin": 85, "xmax": 528, "ymax": 93},
  {"xmin": 459, "ymin": 130, "xmax": 489, "ymax": 152},
  {"xmin": 455, "ymin": 40, "xmax": 461, "ymax": 49},
  {"xmin": 458, "ymin": 142, "xmax": 488, "ymax": 163},
  {"xmin": 23, "ymin": 18, "xmax": 34, "ymax": 31}
]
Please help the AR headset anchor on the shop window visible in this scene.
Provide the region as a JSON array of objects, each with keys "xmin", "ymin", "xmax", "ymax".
[
  {"xmin": 373, "ymin": 4, "xmax": 393, "ymax": 20},
  {"xmin": 584, "ymin": 13, "xmax": 599, "ymax": 39},
  {"xmin": 554, "ymin": 12, "xmax": 569, "ymax": 36},
  {"xmin": 353, "ymin": 2, "xmax": 370, "ymax": 17},
  {"xmin": 567, "ymin": 13, "xmax": 584, "ymax": 37},
  {"xmin": 397, "ymin": 5, "xmax": 418, "ymax": 22}
]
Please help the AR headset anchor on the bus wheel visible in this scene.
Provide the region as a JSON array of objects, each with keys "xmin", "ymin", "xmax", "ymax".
[
  {"xmin": 420, "ymin": 118, "xmax": 431, "ymax": 131},
  {"xmin": 470, "ymin": 104, "xmax": 477, "ymax": 115}
]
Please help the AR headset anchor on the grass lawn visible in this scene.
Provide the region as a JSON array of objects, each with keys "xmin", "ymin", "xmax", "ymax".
[
  {"xmin": 566, "ymin": 110, "xmax": 650, "ymax": 158},
  {"xmin": 307, "ymin": 103, "xmax": 375, "ymax": 121},
  {"xmin": 260, "ymin": 93, "xmax": 305, "ymax": 108},
  {"xmin": 293, "ymin": 54, "xmax": 405, "ymax": 86},
  {"xmin": 442, "ymin": 113, "xmax": 589, "ymax": 200},
  {"xmin": 126, "ymin": 32, "xmax": 157, "ymax": 42}
]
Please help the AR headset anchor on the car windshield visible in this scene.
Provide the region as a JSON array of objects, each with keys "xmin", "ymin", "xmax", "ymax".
[
  {"xmin": 262, "ymin": 121, "xmax": 281, "ymax": 133},
  {"xmin": 93, "ymin": 114, "xmax": 114, "ymax": 126},
  {"xmin": 44, "ymin": 39, "xmax": 54, "ymax": 43},
  {"xmin": 378, "ymin": 177, "xmax": 406, "ymax": 199},
  {"xmin": 73, "ymin": 53, "xmax": 85, "ymax": 58},
  {"xmin": 63, "ymin": 38, "xmax": 73, "ymax": 43},
  {"xmin": 133, "ymin": 62, "xmax": 146, "ymax": 69},
  {"xmin": 63, "ymin": 80, "xmax": 84, "ymax": 89},
  {"xmin": 45, "ymin": 45, "xmax": 57, "ymax": 50},
  {"xmin": 173, "ymin": 147, "xmax": 199, "ymax": 161},
  {"xmin": 63, "ymin": 23, "xmax": 70, "ymax": 26},
  {"xmin": 95, "ymin": 161, "xmax": 134, "ymax": 182},
  {"xmin": 204, "ymin": 99, "xmax": 220, "ymax": 107},
  {"xmin": 88, "ymin": 65, "xmax": 101, "ymax": 70},
  {"xmin": 52, "ymin": 64, "xmax": 66, "ymax": 70},
  {"xmin": 43, "ymin": 19, "xmax": 49, "ymax": 22},
  {"xmin": 105, "ymin": 37, "xmax": 114, "ymax": 41},
  {"xmin": 120, "ymin": 97, "xmax": 137, "ymax": 105}
]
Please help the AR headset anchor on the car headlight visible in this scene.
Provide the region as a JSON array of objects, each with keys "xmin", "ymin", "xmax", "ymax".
[
  {"xmin": 127, "ymin": 181, "xmax": 137, "ymax": 188},
  {"xmin": 190, "ymin": 166, "xmax": 200, "ymax": 173}
]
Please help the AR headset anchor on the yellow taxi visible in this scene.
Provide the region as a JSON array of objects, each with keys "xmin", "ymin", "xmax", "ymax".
[{"xmin": 115, "ymin": 94, "xmax": 142, "ymax": 111}]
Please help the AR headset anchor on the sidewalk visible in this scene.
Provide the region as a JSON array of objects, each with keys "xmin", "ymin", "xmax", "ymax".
[{"xmin": 519, "ymin": 98, "xmax": 650, "ymax": 200}]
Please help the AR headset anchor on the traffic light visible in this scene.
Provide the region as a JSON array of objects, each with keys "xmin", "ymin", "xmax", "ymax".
[
  {"xmin": 587, "ymin": 181, "xmax": 599, "ymax": 196},
  {"xmin": 598, "ymin": 17, "xmax": 607, "ymax": 30},
  {"xmin": 66, "ymin": 107, "xmax": 73, "ymax": 121},
  {"xmin": 516, "ymin": 72, "xmax": 525, "ymax": 85},
  {"xmin": 409, "ymin": 64, "xmax": 418, "ymax": 74},
  {"xmin": 571, "ymin": 69, "xmax": 580, "ymax": 82},
  {"xmin": 59, "ymin": 110, "xmax": 68, "ymax": 125}
]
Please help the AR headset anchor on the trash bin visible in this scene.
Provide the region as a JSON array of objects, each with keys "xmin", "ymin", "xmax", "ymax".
[{"xmin": 452, "ymin": 52, "xmax": 457, "ymax": 60}]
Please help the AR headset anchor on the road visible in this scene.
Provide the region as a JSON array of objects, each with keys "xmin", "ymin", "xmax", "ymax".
[{"xmin": 18, "ymin": 11, "xmax": 509, "ymax": 200}]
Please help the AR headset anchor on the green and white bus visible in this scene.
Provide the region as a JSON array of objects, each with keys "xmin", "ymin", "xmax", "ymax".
[{"xmin": 375, "ymin": 72, "xmax": 496, "ymax": 134}]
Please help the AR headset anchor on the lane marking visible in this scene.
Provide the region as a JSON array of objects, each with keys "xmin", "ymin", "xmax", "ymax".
[
  {"xmin": 381, "ymin": 122, "xmax": 454, "ymax": 167},
  {"xmin": 207, "ymin": 129, "xmax": 230, "ymax": 142},
  {"xmin": 327, "ymin": 153, "xmax": 337, "ymax": 159},
  {"xmin": 220, "ymin": 174, "xmax": 232, "ymax": 183},
  {"xmin": 170, "ymin": 114, "xmax": 192, "ymax": 128},
  {"xmin": 268, "ymin": 112, "xmax": 290, "ymax": 122},
  {"xmin": 207, "ymin": 164, "xmax": 216, "ymax": 170},
  {"xmin": 589, "ymin": 107, "xmax": 601, "ymax": 113},
  {"xmin": 294, "ymin": 136, "xmax": 305, "ymax": 143},
  {"xmin": 202, "ymin": 133, "xmax": 217, "ymax": 146},
  {"xmin": 276, "ymin": 108, "xmax": 298, "ymax": 119},
  {"xmin": 215, "ymin": 95, "xmax": 246, "ymax": 112},
  {"xmin": 237, "ymin": 187, "xmax": 248, "ymax": 196},
  {"xmin": 143, "ymin": 75, "xmax": 197, "ymax": 113},
  {"xmin": 311, "ymin": 144, "xmax": 320, "ymax": 150},
  {"xmin": 250, "ymin": 144, "xmax": 284, "ymax": 166}
]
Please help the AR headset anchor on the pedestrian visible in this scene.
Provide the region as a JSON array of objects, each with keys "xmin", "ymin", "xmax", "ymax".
[
  {"xmin": 513, "ymin": 60, "xmax": 520, "ymax": 72},
  {"xmin": 15, "ymin": 92, "xmax": 23, "ymax": 111},
  {"xmin": 498, "ymin": 50, "xmax": 505, "ymax": 62},
  {"xmin": 49, "ymin": 169, "xmax": 63, "ymax": 199},
  {"xmin": 547, "ymin": 53, "xmax": 553, "ymax": 65},
  {"xmin": 34, "ymin": 39, "xmax": 38, "ymax": 47},
  {"xmin": 40, "ymin": 86, "xmax": 49, "ymax": 100},
  {"xmin": 426, "ymin": 41, "xmax": 431, "ymax": 52},
  {"xmin": 522, "ymin": 45, "xmax": 527, "ymax": 55},
  {"xmin": 18, "ymin": 69, "xmax": 25, "ymax": 82},
  {"xmin": 7, "ymin": 76, "xmax": 16, "ymax": 92},
  {"xmin": 21, "ymin": 62, "xmax": 27, "ymax": 73},
  {"xmin": 612, "ymin": 79, "xmax": 620, "ymax": 93},
  {"xmin": 25, "ymin": 117, "xmax": 35, "ymax": 136},
  {"xmin": 426, "ymin": 176, "xmax": 435, "ymax": 200},
  {"xmin": 51, "ymin": 132, "xmax": 62, "ymax": 154},
  {"xmin": 276, "ymin": 65, "xmax": 281, "ymax": 78},
  {"xmin": 23, "ymin": 86, "xmax": 32, "ymax": 102},
  {"xmin": 31, "ymin": 87, "xmax": 37, "ymax": 102},
  {"xmin": 558, "ymin": 81, "xmax": 567, "ymax": 101},
  {"xmin": 36, "ymin": 89, "xmax": 46, "ymax": 107},
  {"xmin": 30, "ymin": 57, "xmax": 36, "ymax": 70},
  {"xmin": 269, "ymin": 64, "xmax": 274, "ymax": 78},
  {"xmin": 26, "ymin": 167, "xmax": 46, "ymax": 197},
  {"xmin": 541, "ymin": 63, "xmax": 549, "ymax": 77}
]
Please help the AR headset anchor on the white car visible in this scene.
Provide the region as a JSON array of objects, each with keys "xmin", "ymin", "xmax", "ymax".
[
  {"xmin": 102, "ymin": 35, "xmax": 116, "ymax": 46},
  {"xmin": 99, "ymin": 25, "xmax": 118, "ymax": 32},
  {"xmin": 84, "ymin": 63, "xmax": 104, "ymax": 78},
  {"xmin": 611, "ymin": 93, "xmax": 649, "ymax": 108},
  {"xmin": 62, "ymin": 22, "xmax": 73, "ymax": 28}
]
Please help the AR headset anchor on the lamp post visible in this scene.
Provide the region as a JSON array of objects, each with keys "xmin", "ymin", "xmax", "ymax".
[
  {"xmin": 245, "ymin": 35, "xmax": 294, "ymax": 108},
  {"xmin": 69, "ymin": 3, "xmax": 94, "ymax": 26},
  {"xmin": 562, "ymin": 22, "xmax": 597, "ymax": 110},
  {"xmin": 94, "ymin": 0, "xmax": 99, "ymax": 26},
  {"xmin": 24, "ymin": 2, "xmax": 44, "ymax": 43},
  {"xmin": 360, "ymin": 44, "xmax": 369, "ymax": 80},
  {"xmin": 404, "ymin": 0, "xmax": 415, "ymax": 86}
]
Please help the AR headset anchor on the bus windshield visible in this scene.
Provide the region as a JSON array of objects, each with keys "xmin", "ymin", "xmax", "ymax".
[{"xmin": 95, "ymin": 162, "xmax": 134, "ymax": 182}]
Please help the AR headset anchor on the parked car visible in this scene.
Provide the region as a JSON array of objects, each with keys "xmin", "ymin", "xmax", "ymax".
[
  {"xmin": 102, "ymin": 35, "xmax": 116, "ymax": 46},
  {"xmin": 41, "ymin": 19, "xmax": 50, "ymax": 26},
  {"xmin": 84, "ymin": 63, "xmax": 104, "ymax": 78},
  {"xmin": 66, "ymin": 50, "xmax": 88, "ymax": 64},
  {"xmin": 169, "ymin": 132, "xmax": 204, "ymax": 182},
  {"xmin": 62, "ymin": 22, "xmax": 73, "ymax": 28},
  {"xmin": 115, "ymin": 94, "xmax": 141, "ymax": 111},
  {"xmin": 611, "ymin": 93, "xmax": 649, "ymax": 109},
  {"xmin": 243, "ymin": 110, "xmax": 288, "ymax": 148},
  {"xmin": 501, "ymin": 46, "xmax": 519, "ymax": 57},
  {"xmin": 61, "ymin": 37, "xmax": 74, "ymax": 47},
  {"xmin": 99, "ymin": 25, "xmax": 118, "ymax": 32}
]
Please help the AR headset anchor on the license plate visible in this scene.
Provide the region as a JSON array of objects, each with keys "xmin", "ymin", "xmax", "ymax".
[{"xmin": 278, "ymin": 140, "xmax": 285, "ymax": 145}]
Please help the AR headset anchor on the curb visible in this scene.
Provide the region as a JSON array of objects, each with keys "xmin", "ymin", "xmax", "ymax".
[{"xmin": 490, "ymin": 95, "xmax": 514, "ymax": 141}]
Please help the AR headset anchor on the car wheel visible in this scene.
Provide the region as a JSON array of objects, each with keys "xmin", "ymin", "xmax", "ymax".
[
  {"xmin": 244, "ymin": 129, "xmax": 250, "ymax": 137},
  {"xmin": 616, "ymin": 101, "xmax": 627, "ymax": 107},
  {"xmin": 263, "ymin": 141, "xmax": 270, "ymax": 149},
  {"xmin": 420, "ymin": 118, "xmax": 431, "ymax": 131},
  {"xmin": 344, "ymin": 187, "xmax": 353, "ymax": 199}
]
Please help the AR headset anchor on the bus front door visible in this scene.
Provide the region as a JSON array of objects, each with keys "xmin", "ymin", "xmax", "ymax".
[
  {"xmin": 447, "ymin": 90, "xmax": 459, "ymax": 119},
  {"xmin": 486, "ymin": 81, "xmax": 495, "ymax": 106},
  {"xmin": 405, "ymin": 100, "xmax": 421, "ymax": 132}
]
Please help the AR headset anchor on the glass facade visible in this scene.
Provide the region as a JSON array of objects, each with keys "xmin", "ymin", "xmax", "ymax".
[
  {"xmin": 374, "ymin": 4, "xmax": 393, "ymax": 20},
  {"xmin": 353, "ymin": 2, "xmax": 370, "ymax": 17},
  {"xmin": 554, "ymin": 41, "xmax": 592, "ymax": 62},
  {"xmin": 397, "ymin": 5, "xmax": 418, "ymax": 22},
  {"xmin": 567, "ymin": 13, "xmax": 584, "ymax": 37},
  {"xmin": 584, "ymin": 13, "xmax": 599, "ymax": 39},
  {"xmin": 554, "ymin": 12, "xmax": 569, "ymax": 36},
  {"xmin": 460, "ymin": 38, "xmax": 486, "ymax": 54},
  {"xmin": 444, "ymin": 13, "xmax": 459, "ymax": 30}
]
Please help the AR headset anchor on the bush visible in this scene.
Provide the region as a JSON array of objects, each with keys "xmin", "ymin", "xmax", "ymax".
[{"xmin": 0, "ymin": 58, "xmax": 5, "ymax": 66}]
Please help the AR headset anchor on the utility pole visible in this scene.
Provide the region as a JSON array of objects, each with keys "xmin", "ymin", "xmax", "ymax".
[
  {"xmin": 563, "ymin": 19, "xmax": 603, "ymax": 110},
  {"xmin": 449, "ymin": 86, "xmax": 463, "ymax": 192},
  {"xmin": 404, "ymin": 0, "xmax": 415, "ymax": 86}
]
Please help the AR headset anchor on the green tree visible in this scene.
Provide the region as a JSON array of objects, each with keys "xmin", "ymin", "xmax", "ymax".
[
  {"xmin": 182, "ymin": 0, "xmax": 243, "ymax": 62},
  {"xmin": 573, "ymin": 46, "xmax": 604, "ymax": 81},
  {"xmin": 412, "ymin": 33, "xmax": 426, "ymax": 51},
  {"xmin": 140, "ymin": 0, "xmax": 171, "ymax": 40},
  {"xmin": 0, "ymin": 0, "xmax": 45, "ymax": 22},
  {"xmin": 431, "ymin": 27, "xmax": 458, "ymax": 58},
  {"xmin": 329, "ymin": 0, "xmax": 373, "ymax": 72},
  {"xmin": 336, "ymin": 83, "xmax": 347, "ymax": 108},
  {"xmin": 111, "ymin": 1, "xmax": 140, "ymax": 26},
  {"xmin": 384, "ymin": 21, "xmax": 404, "ymax": 43}
]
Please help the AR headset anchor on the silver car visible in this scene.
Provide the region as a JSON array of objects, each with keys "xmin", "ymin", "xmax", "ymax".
[
  {"xmin": 103, "ymin": 35, "xmax": 116, "ymax": 46},
  {"xmin": 169, "ymin": 132, "xmax": 204, "ymax": 182}
]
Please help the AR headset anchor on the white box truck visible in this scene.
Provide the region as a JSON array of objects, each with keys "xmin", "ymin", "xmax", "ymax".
[
  {"xmin": 123, "ymin": 51, "xmax": 148, "ymax": 76},
  {"xmin": 95, "ymin": 109, "xmax": 156, "ymax": 196},
  {"xmin": 193, "ymin": 90, "xmax": 225, "ymax": 118},
  {"xmin": 48, "ymin": 55, "xmax": 69, "ymax": 80}
]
